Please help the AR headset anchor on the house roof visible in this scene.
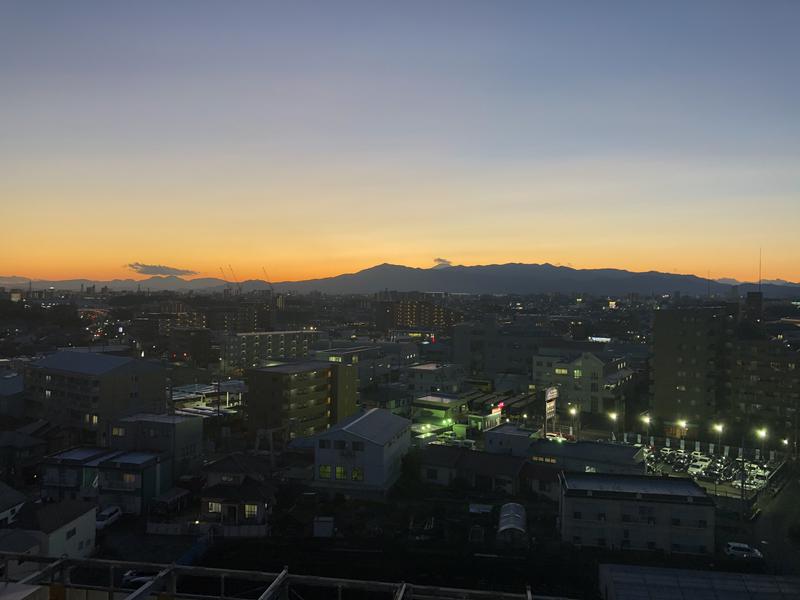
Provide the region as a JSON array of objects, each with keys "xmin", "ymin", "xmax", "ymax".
[
  {"xmin": 419, "ymin": 445, "xmax": 527, "ymax": 478},
  {"xmin": 0, "ymin": 431, "xmax": 45, "ymax": 450},
  {"xmin": 31, "ymin": 351, "xmax": 161, "ymax": 376},
  {"xmin": 561, "ymin": 473, "xmax": 709, "ymax": 498},
  {"xmin": 203, "ymin": 453, "xmax": 272, "ymax": 476},
  {"xmin": 0, "ymin": 373, "xmax": 24, "ymax": 396},
  {"xmin": 0, "ymin": 482, "xmax": 27, "ymax": 513},
  {"xmin": 12, "ymin": 500, "xmax": 95, "ymax": 534},
  {"xmin": 323, "ymin": 408, "xmax": 410, "ymax": 445},
  {"xmin": 202, "ymin": 477, "xmax": 276, "ymax": 503}
]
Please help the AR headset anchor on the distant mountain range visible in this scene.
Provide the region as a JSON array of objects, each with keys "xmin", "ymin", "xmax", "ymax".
[{"xmin": 2, "ymin": 263, "xmax": 799, "ymax": 298}]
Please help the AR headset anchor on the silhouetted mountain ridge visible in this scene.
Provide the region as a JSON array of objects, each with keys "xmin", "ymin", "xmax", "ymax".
[{"xmin": 2, "ymin": 263, "xmax": 798, "ymax": 297}]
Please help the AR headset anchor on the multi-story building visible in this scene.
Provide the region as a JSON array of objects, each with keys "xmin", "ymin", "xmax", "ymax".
[
  {"xmin": 406, "ymin": 362, "xmax": 467, "ymax": 397},
  {"xmin": 168, "ymin": 327, "xmax": 213, "ymax": 367},
  {"xmin": 220, "ymin": 330, "xmax": 320, "ymax": 373},
  {"xmin": 532, "ymin": 348, "xmax": 633, "ymax": 418},
  {"xmin": 374, "ymin": 300, "xmax": 463, "ymax": 332},
  {"xmin": 246, "ymin": 360, "xmax": 358, "ymax": 439},
  {"xmin": 25, "ymin": 352, "xmax": 166, "ymax": 445},
  {"xmin": 206, "ymin": 300, "xmax": 273, "ymax": 333},
  {"xmin": 109, "ymin": 413, "xmax": 203, "ymax": 478},
  {"xmin": 559, "ymin": 473, "xmax": 714, "ymax": 555},
  {"xmin": 312, "ymin": 408, "xmax": 411, "ymax": 498},
  {"xmin": 728, "ymin": 335, "xmax": 800, "ymax": 443},
  {"xmin": 651, "ymin": 305, "xmax": 738, "ymax": 434},
  {"xmin": 97, "ymin": 450, "xmax": 172, "ymax": 515}
]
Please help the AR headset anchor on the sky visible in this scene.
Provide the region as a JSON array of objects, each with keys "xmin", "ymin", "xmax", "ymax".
[{"xmin": 1, "ymin": 0, "xmax": 798, "ymax": 283}]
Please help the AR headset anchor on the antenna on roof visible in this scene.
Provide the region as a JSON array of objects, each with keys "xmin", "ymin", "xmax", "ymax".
[{"xmin": 758, "ymin": 247, "xmax": 762, "ymax": 292}]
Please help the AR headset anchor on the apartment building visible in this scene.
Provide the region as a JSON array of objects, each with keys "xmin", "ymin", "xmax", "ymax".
[{"xmin": 559, "ymin": 473, "xmax": 714, "ymax": 555}]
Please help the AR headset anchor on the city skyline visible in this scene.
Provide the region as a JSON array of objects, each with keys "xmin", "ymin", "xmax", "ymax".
[{"xmin": 2, "ymin": 1, "xmax": 799, "ymax": 282}]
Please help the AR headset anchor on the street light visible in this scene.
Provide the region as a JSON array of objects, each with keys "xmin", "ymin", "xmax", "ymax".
[
  {"xmin": 713, "ymin": 423, "xmax": 724, "ymax": 455},
  {"xmin": 568, "ymin": 406, "xmax": 578, "ymax": 439},
  {"xmin": 756, "ymin": 427, "xmax": 767, "ymax": 458},
  {"xmin": 641, "ymin": 415, "xmax": 651, "ymax": 444},
  {"xmin": 609, "ymin": 412, "xmax": 618, "ymax": 441}
]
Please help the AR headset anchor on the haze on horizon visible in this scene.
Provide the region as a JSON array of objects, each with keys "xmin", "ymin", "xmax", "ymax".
[{"xmin": 1, "ymin": 1, "xmax": 798, "ymax": 283}]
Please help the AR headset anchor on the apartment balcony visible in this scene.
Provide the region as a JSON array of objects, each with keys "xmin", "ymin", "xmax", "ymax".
[{"xmin": 100, "ymin": 479, "xmax": 141, "ymax": 491}]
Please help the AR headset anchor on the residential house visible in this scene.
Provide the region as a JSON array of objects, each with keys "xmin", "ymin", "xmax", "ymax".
[{"xmin": 312, "ymin": 408, "xmax": 411, "ymax": 498}]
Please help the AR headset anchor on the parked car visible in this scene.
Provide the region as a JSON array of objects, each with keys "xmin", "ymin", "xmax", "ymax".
[
  {"xmin": 96, "ymin": 506, "xmax": 122, "ymax": 531},
  {"xmin": 724, "ymin": 542, "xmax": 763, "ymax": 560},
  {"xmin": 687, "ymin": 462, "xmax": 706, "ymax": 476}
]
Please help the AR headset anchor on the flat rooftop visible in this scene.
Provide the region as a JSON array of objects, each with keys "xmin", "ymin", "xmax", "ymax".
[
  {"xmin": 485, "ymin": 423, "xmax": 536, "ymax": 438},
  {"xmin": 530, "ymin": 439, "xmax": 642, "ymax": 464},
  {"xmin": 413, "ymin": 394, "xmax": 465, "ymax": 407},
  {"xmin": 562, "ymin": 473, "xmax": 708, "ymax": 498},
  {"xmin": 252, "ymin": 361, "xmax": 331, "ymax": 374},
  {"xmin": 119, "ymin": 413, "xmax": 198, "ymax": 424},
  {"xmin": 599, "ymin": 563, "xmax": 800, "ymax": 600},
  {"xmin": 408, "ymin": 362, "xmax": 452, "ymax": 371}
]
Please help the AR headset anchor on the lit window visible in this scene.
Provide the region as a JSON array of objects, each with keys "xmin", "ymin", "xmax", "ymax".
[
  {"xmin": 555, "ymin": 368, "xmax": 568, "ymax": 376},
  {"xmin": 573, "ymin": 369, "xmax": 582, "ymax": 379},
  {"xmin": 208, "ymin": 502, "xmax": 221, "ymax": 513},
  {"xmin": 244, "ymin": 504, "xmax": 258, "ymax": 519},
  {"xmin": 318, "ymin": 465, "xmax": 332, "ymax": 479},
  {"xmin": 111, "ymin": 427, "xmax": 125, "ymax": 437},
  {"xmin": 335, "ymin": 466, "xmax": 347, "ymax": 480},
  {"xmin": 123, "ymin": 473, "xmax": 136, "ymax": 484},
  {"xmin": 351, "ymin": 467, "xmax": 364, "ymax": 481}
]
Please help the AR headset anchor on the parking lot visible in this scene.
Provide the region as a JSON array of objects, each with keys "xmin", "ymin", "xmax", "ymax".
[{"xmin": 644, "ymin": 446, "xmax": 779, "ymax": 501}]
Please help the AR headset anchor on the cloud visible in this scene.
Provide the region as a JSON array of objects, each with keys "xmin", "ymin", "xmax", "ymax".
[
  {"xmin": 126, "ymin": 262, "xmax": 197, "ymax": 276},
  {"xmin": 433, "ymin": 257, "xmax": 452, "ymax": 267}
]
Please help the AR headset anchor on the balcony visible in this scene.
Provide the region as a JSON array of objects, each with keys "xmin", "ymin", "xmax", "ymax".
[{"xmin": 101, "ymin": 478, "xmax": 140, "ymax": 491}]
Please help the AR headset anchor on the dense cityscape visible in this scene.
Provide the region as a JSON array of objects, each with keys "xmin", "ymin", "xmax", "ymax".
[
  {"xmin": 0, "ymin": 276, "xmax": 799, "ymax": 598},
  {"xmin": 3, "ymin": 2, "xmax": 799, "ymax": 599}
]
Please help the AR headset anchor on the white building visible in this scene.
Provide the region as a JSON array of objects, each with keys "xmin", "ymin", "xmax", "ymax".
[
  {"xmin": 559, "ymin": 473, "xmax": 714, "ymax": 555},
  {"xmin": 313, "ymin": 408, "xmax": 411, "ymax": 498},
  {"xmin": 9, "ymin": 500, "xmax": 96, "ymax": 558}
]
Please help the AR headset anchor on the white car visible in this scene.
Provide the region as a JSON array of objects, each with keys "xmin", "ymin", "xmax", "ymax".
[
  {"xmin": 96, "ymin": 506, "xmax": 122, "ymax": 530},
  {"xmin": 724, "ymin": 542, "xmax": 763, "ymax": 559},
  {"xmin": 687, "ymin": 462, "xmax": 706, "ymax": 476}
]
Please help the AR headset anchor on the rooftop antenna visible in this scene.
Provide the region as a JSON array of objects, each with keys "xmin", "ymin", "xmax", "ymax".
[{"xmin": 758, "ymin": 247, "xmax": 762, "ymax": 292}]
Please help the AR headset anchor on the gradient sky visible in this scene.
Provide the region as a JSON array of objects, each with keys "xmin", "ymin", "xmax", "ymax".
[{"xmin": 1, "ymin": 0, "xmax": 798, "ymax": 283}]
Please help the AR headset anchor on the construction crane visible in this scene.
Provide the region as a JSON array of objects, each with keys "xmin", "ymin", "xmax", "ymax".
[
  {"xmin": 228, "ymin": 264, "xmax": 242, "ymax": 295},
  {"xmin": 261, "ymin": 266, "xmax": 275, "ymax": 294},
  {"xmin": 219, "ymin": 266, "xmax": 232, "ymax": 294}
]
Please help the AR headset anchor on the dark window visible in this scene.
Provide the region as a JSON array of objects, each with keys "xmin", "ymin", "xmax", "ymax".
[
  {"xmin": 352, "ymin": 441, "xmax": 365, "ymax": 451},
  {"xmin": 318, "ymin": 440, "xmax": 331, "ymax": 449},
  {"xmin": 334, "ymin": 440, "xmax": 347, "ymax": 450},
  {"xmin": 573, "ymin": 511, "xmax": 582, "ymax": 520},
  {"xmin": 426, "ymin": 468, "xmax": 438, "ymax": 480}
]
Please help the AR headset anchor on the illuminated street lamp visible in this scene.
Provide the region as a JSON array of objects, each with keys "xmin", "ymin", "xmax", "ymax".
[
  {"xmin": 609, "ymin": 412, "xmax": 618, "ymax": 441},
  {"xmin": 677, "ymin": 419, "xmax": 687, "ymax": 439},
  {"xmin": 568, "ymin": 406, "xmax": 578, "ymax": 439},
  {"xmin": 713, "ymin": 423, "xmax": 724, "ymax": 454},
  {"xmin": 641, "ymin": 415, "xmax": 651, "ymax": 443},
  {"xmin": 756, "ymin": 427, "xmax": 767, "ymax": 457}
]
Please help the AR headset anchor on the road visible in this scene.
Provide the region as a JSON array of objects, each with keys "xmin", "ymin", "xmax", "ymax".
[{"xmin": 753, "ymin": 465, "xmax": 800, "ymax": 575}]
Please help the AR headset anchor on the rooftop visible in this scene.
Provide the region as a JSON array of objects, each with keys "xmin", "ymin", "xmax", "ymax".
[
  {"xmin": 485, "ymin": 423, "xmax": 537, "ymax": 438},
  {"xmin": 252, "ymin": 360, "xmax": 331, "ymax": 375},
  {"xmin": 0, "ymin": 373, "xmax": 23, "ymax": 396},
  {"xmin": 599, "ymin": 564, "xmax": 800, "ymax": 600},
  {"xmin": 413, "ymin": 394, "xmax": 465, "ymax": 407},
  {"xmin": 323, "ymin": 408, "xmax": 410, "ymax": 446},
  {"xmin": 12, "ymin": 500, "xmax": 95, "ymax": 534},
  {"xmin": 119, "ymin": 412, "xmax": 199, "ymax": 424},
  {"xmin": 408, "ymin": 362, "xmax": 453, "ymax": 371},
  {"xmin": 561, "ymin": 473, "xmax": 708, "ymax": 498},
  {"xmin": 0, "ymin": 482, "xmax": 27, "ymax": 513},
  {"xmin": 530, "ymin": 439, "xmax": 643, "ymax": 464},
  {"xmin": 32, "ymin": 351, "xmax": 159, "ymax": 376}
]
